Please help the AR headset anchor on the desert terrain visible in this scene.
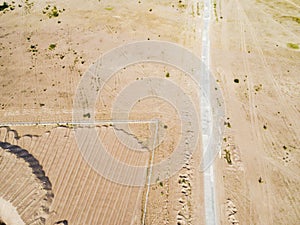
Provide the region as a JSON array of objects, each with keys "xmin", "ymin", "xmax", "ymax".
[{"xmin": 0, "ymin": 0, "xmax": 299, "ymax": 225}]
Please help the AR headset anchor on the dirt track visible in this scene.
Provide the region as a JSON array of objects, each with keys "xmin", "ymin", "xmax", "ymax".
[{"xmin": 211, "ymin": 0, "xmax": 300, "ymax": 224}]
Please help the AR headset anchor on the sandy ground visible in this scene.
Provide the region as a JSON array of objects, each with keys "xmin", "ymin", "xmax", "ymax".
[
  {"xmin": 0, "ymin": 0, "xmax": 299, "ymax": 224},
  {"xmin": 1, "ymin": 0, "xmax": 205, "ymax": 224},
  {"xmin": 0, "ymin": 0, "xmax": 201, "ymax": 123},
  {"xmin": 211, "ymin": 0, "xmax": 300, "ymax": 224}
]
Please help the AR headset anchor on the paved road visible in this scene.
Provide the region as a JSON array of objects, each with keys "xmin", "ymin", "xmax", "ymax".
[{"xmin": 200, "ymin": 0, "xmax": 219, "ymax": 225}]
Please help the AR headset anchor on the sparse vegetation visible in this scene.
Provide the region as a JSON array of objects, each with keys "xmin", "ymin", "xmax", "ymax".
[
  {"xmin": 43, "ymin": 5, "xmax": 64, "ymax": 18},
  {"xmin": 29, "ymin": 44, "xmax": 38, "ymax": 53},
  {"xmin": 24, "ymin": 0, "xmax": 34, "ymax": 13},
  {"xmin": 178, "ymin": 178, "xmax": 187, "ymax": 184},
  {"xmin": 0, "ymin": 2, "xmax": 9, "ymax": 11},
  {"xmin": 254, "ymin": 84, "xmax": 262, "ymax": 91},
  {"xmin": 213, "ymin": 1, "xmax": 218, "ymax": 22},
  {"xmin": 1, "ymin": 2, "xmax": 298, "ymax": 223},
  {"xmin": 224, "ymin": 149, "xmax": 232, "ymax": 164},
  {"xmin": 290, "ymin": 16, "xmax": 300, "ymax": 24},
  {"xmin": 48, "ymin": 44, "xmax": 57, "ymax": 50},
  {"xmin": 196, "ymin": 2, "xmax": 200, "ymax": 16},
  {"xmin": 282, "ymin": 16, "xmax": 300, "ymax": 24},
  {"xmin": 178, "ymin": 0, "xmax": 187, "ymax": 9},
  {"xmin": 50, "ymin": 6, "xmax": 59, "ymax": 17},
  {"xmin": 224, "ymin": 122, "xmax": 231, "ymax": 128},
  {"xmin": 83, "ymin": 113, "xmax": 91, "ymax": 118},
  {"xmin": 287, "ymin": 43, "xmax": 299, "ymax": 49},
  {"xmin": 105, "ymin": 7, "xmax": 113, "ymax": 11},
  {"xmin": 0, "ymin": 1, "xmax": 16, "ymax": 13}
]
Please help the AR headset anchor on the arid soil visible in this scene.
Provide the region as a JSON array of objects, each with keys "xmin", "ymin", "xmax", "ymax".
[
  {"xmin": 211, "ymin": 0, "xmax": 300, "ymax": 224},
  {"xmin": 0, "ymin": 0, "xmax": 299, "ymax": 224}
]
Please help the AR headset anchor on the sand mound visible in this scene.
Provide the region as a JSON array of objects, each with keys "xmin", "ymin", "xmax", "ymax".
[{"xmin": 0, "ymin": 197, "xmax": 25, "ymax": 225}]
